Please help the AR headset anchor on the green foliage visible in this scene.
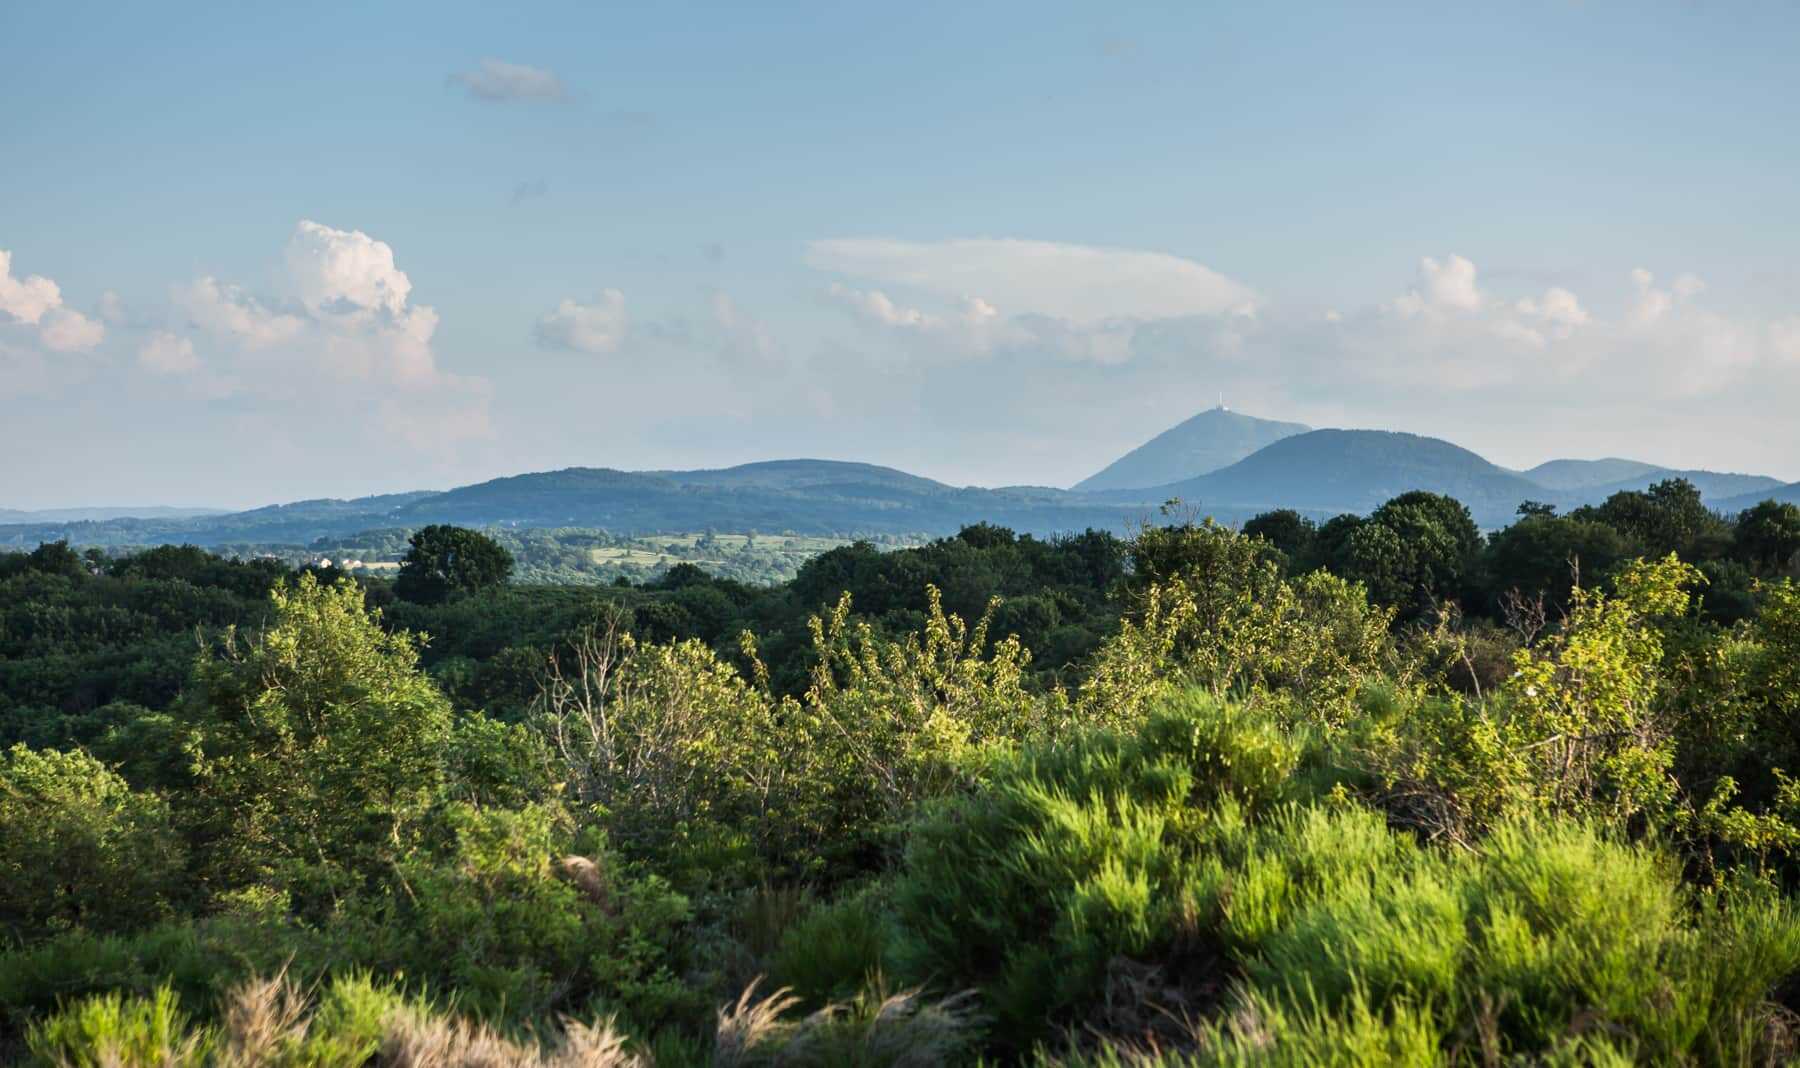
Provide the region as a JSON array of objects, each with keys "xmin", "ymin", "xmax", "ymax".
[
  {"xmin": 1734, "ymin": 499, "xmax": 1800, "ymax": 571},
  {"xmin": 394, "ymin": 524, "xmax": 514, "ymax": 604},
  {"xmin": 11, "ymin": 492, "xmax": 1800, "ymax": 1063},
  {"xmin": 801, "ymin": 585, "xmax": 1051, "ymax": 852},
  {"xmin": 177, "ymin": 573, "xmax": 453, "ymax": 904},
  {"xmin": 27, "ymin": 984, "xmax": 207, "ymax": 1067},
  {"xmin": 373, "ymin": 804, "xmax": 700, "ymax": 1031},
  {"xmin": 890, "ymin": 691, "xmax": 1305, "ymax": 1047},
  {"xmin": 769, "ymin": 890, "xmax": 889, "ymax": 1006},
  {"xmin": 1084, "ymin": 522, "xmax": 1392, "ymax": 727},
  {"xmin": 0, "ymin": 744, "xmax": 185, "ymax": 944},
  {"xmin": 1329, "ymin": 491, "xmax": 1480, "ymax": 614}
]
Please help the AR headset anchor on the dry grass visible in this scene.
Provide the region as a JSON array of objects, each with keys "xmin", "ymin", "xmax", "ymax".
[
  {"xmin": 380, "ymin": 1012, "xmax": 647, "ymax": 1068},
  {"xmin": 712, "ymin": 976, "xmax": 980, "ymax": 1067}
]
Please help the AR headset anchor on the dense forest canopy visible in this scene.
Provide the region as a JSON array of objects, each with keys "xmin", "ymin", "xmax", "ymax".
[{"xmin": 3, "ymin": 477, "xmax": 1800, "ymax": 1064}]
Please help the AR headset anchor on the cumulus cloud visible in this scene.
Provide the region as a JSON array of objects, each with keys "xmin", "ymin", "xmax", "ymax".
[
  {"xmin": 138, "ymin": 331, "xmax": 199, "ymax": 374},
  {"xmin": 449, "ymin": 59, "xmax": 566, "ymax": 102},
  {"xmin": 38, "ymin": 307, "xmax": 105, "ymax": 352},
  {"xmin": 806, "ymin": 237, "xmax": 1256, "ymax": 324},
  {"xmin": 0, "ymin": 248, "xmax": 106, "ymax": 352},
  {"xmin": 174, "ymin": 276, "xmax": 305, "ymax": 349},
  {"xmin": 1390, "ymin": 254, "xmax": 1483, "ymax": 317},
  {"xmin": 168, "ymin": 220, "xmax": 490, "ymax": 448},
  {"xmin": 285, "ymin": 219, "xmax": 414, "ymax": 319},
  {"xmin": 823, "ymin": 282, "xmax": 1008, "ymax": 356},
  {"xmin": 1628, "ymin": 267, "xmax": 1707, "ymax": 327},
  {"xmin": 536, "ymin": 290, "xmax": 629, "ymax": 354},
  {"xmin": 1516, "ymin": 286, "xmax": 1589, "ymax": 330},
  {"xmin": 0, "ymin": 249, "xmax": 62, "ymax": 325}
]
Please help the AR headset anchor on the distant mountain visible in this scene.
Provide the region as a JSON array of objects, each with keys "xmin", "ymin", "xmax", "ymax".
[
  {"xmin": 0, "ymin": 461, "xmax": 1155, "ymax": 549},
  {"xmin": 1714, "ymin": 482, "xmax": 1800, "ymax": 514},
  {"xmin": 4, "ymin": 440, "xmax": 1791, "ymax": 554},
  {"xmin": 1111, "ymin": 430, "xmax": 1550, "ymax": 527},
  {"xmin": 1522, "ymin": 458, "xmax": 1667, "ymax": 491},
  {"xmin": 389, "ymin": 463, "xmax": 1141, "ymax": 537},
  {"xmin": 1073, "ymin": 407, "xmax": 1311, "ymax": 492},
  {"xmin": 1522, "ymin": 459, "xmax": 1782, "ymax": 503},
  {"xmin": 654, "ymin": 459, "xmax": 950, "ymax": 494},
  {"xmin": 0, "ymin": 506, "xmax": 230, "ymax": 523}
]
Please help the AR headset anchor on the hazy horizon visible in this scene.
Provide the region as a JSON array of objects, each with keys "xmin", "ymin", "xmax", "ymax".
[{"xmin": 6, "ymin": 3, "xmax": 1800, "ymax": 510}]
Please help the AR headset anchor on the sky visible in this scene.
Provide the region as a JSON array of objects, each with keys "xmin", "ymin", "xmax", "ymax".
[{"xmin": 3, "ymin": 1, "xmax": 1798, "ymax": 509}]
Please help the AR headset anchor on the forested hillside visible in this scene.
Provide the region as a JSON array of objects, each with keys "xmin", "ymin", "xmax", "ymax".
[
  {"xmin": 1073, "ymin": 408, "xmax": 1310, "ymax": 491},
  {"xmin": 5, "ymin": 417, "xmax": 1790, "ymax": 553},
  {"xmin": 5, "ymin": 478, "xmax": 1800, "ymax": 1064}
]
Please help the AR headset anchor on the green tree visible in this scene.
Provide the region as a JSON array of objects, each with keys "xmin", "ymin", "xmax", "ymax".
[
  {"xmin": 178, "ymin": 573, "xmax": 453, "ymax": 902},
  {"xmin": 1242, "ymin": 508, "xmax": 1317, "ymax": 565},
  {"xmin": 1484, "ymin": 513, "xmax": 1631, "ymax": 613},
  {"xmin": 395, "ymin": 525, "xmax": 514, "ymax": 604},
  {"xmin": 1734, "ymin": 499, "xmax": 1800, "ymax": 572},
  {"xmin": 1334, "ymin": 491, "xmax": 1480, "ymax": 612},
  {"xmin": 0, "ymin": 744, "xmax": 185, "ymax": 941}
]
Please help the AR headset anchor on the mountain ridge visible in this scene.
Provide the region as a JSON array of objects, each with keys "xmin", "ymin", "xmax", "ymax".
[
  {"xmin": 1073, "ymin": 407, "xmax": 1311, "ymax": 492},
  {"xmin": 5, "ymin": 413, "xmax": 1796, "ymax": 549}
]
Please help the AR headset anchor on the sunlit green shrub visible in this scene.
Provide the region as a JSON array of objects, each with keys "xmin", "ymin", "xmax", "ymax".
[{"xmin": 0, "ymin": 744, "xmax": 185, "ymax": 944}]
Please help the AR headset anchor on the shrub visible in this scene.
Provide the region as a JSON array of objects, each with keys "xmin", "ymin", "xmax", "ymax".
[
  {"xmin": 176, "ymin": 573, "xmax": 453, "ymax": 906},
  {"xmin": 0, "ymin": 744, "xmax": 185, "ymax": 944},
  {"xmin": 770, "ymin": 889, "xmax": 889, "ymax": 1006},
  {"xmin": 890, "ymin": 691, "xmax": 1307, "ymax": 1047},
  {"xmin": 27, "ymin": 985, "xmax": 207, "ymax": 1068}
]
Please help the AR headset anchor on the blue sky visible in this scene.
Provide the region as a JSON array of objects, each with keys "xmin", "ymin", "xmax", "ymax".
[{"xmin": 3, "ymin": 1, "xmax": 1798, "ymax": 508}]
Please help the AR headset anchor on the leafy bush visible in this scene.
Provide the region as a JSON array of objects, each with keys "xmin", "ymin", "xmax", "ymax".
[
  {"xmin": 176, "ymin": 573, "xmax": 453, "ymax": 907},
  {"xmin": 0, "ymin": 744, "xmax": 185, "ymax": 944},
  {"xmin": 891, "ymin": 691, "xmax": 1306, "ymax": 1047}
]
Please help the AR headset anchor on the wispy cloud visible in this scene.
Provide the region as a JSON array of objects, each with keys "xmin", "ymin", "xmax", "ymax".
[{"xmin": 448, "ymin": 59, "xmax": 566, "ymax": 103}]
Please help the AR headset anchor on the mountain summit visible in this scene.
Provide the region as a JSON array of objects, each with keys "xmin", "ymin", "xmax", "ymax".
[{"xmin": 1073, "ymin": 407, "xmax": 1311, "ymax": 492}]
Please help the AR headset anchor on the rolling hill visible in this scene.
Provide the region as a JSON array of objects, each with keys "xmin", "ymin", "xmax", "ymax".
[
  {"xmin": 5, "ymin": 427, "xmax": 1794, "ymax": 552},
  {"xmin": 1111, "ymin": 430, "xmax": 1552, "ymax": 526},
  {"xmin": 1521, "ymin": 458, "xmax": 1667, "ymax": 491},
  {"xmin": 1073, "ymin": 407, "xmax": 1310, "ymax": 492},
  {"xmin": 1523, "ymin": 459, "xmax": 1782, "ymax": 502},
  {"xmin": 1715, "ymin": 482, "xmax": 1800, "ymax": 513}
]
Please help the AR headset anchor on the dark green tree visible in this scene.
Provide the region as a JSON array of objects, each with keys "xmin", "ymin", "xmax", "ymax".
[
  {"xmin": 396, "ymin": 525, "xmax": 515, "ymax": 604},
  {"xmin": 1733, "ymin": 499, "xmax": 1800, "ymax": 572},
  {"xmin": 1330, "ymin": 492, "xmax": 1480, "ymax": 613},
  {"xmin": 1242, "ymin": 509, "xmax": 1317, "ymax": 565}
]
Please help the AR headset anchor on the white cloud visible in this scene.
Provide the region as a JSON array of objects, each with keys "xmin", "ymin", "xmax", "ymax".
[
  {"xmin": 138, "ymin": 331, "xmax": 199, "ymax": 374},
  {"xmin": 1391, "ymin": 254, "xmax": 1483, "ymax": 317},
  {"xmin": 285, "ymin": 219, "xmax": 414, "ymax": 319},
  {"xmin": 175, "ymin": 276, "xmax": 305, "ymax": 349},
  {"xmin": 823, "ymin": 282, "xmax": 1010, "ymax": 356},
  {"xmin": 169, "ymin": 220, "xmax": 490, "ymax": 447},
  {"xmin": 1628, "ymin": 267, "xmax": 1705, "ymax": 326},
  {"xmin": 449, "ymin": 59, "xmax": 566, "ymax": 102},
  {"xmin": 0, "ymin": 249, "xmax": 106, "ymax": 352},
  {"xmin": 536, "ymin": 290, "xmax": 629, "ymax": 354},
  {"xmin": 1516, "ymin": 286, "xmax": 1589, "ymax": 329},
  {"xmin": 38, "ymin": 307, "xmax": 105, "ymax": 352},
  {"xmin": 806, "ymin": 237, "xmax": 1256, "ymax": 324},
  {"xmin": 0, "ymin": 249, "xmax": 62, "ymax": 325}
]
